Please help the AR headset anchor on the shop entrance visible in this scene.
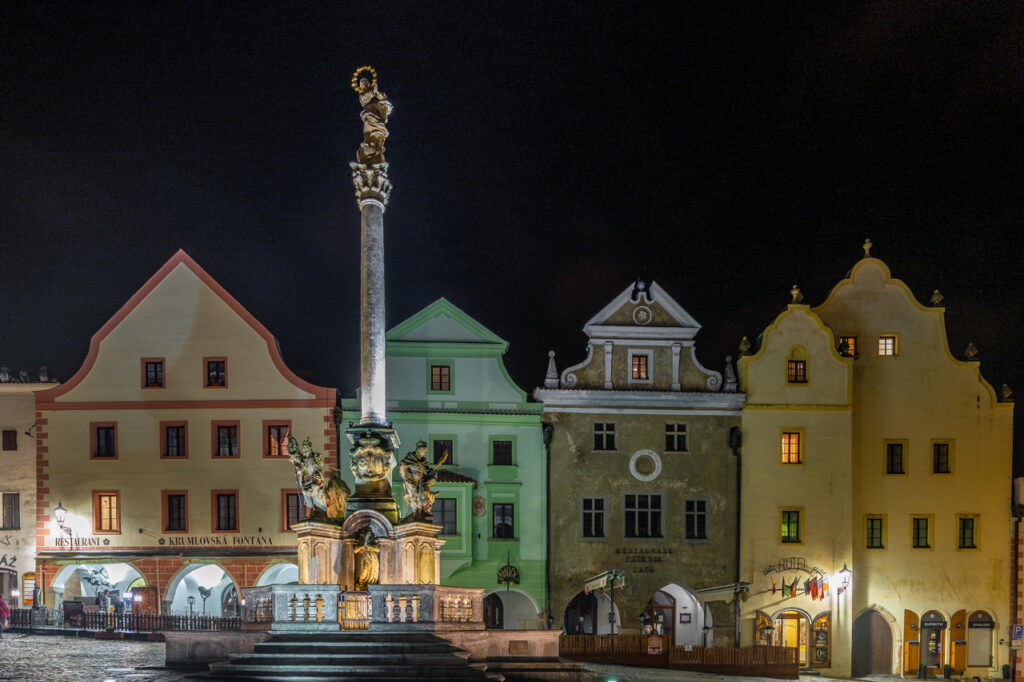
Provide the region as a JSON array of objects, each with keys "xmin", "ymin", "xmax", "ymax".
[
  {"xmin": 773, "ymin": 610, "xmax": 808, "ymax": 667},
  {"xmin": 920, "ymin": 610, "xmax": 947, "ymax": 670},
  {"xmin": 967, "ymin": 611, "xmax": 993, "ymax": 667},
  {"xmin": 641, "ymin": 590, "xmax": 675, "ymax": 640}
]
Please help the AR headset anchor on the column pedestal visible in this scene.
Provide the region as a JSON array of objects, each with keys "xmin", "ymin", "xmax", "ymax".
[
  {"xmin": 391, "ymin": 522, "xmax": 445, "ymax": 585},
  {"xmin": 294, "ymin": 521, "xmax": 343, "ymax": 585}
]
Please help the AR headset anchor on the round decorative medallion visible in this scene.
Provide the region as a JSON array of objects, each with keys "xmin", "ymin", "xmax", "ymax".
[
  {"xmin": 633, "ymin": 305, "xmax": 652, "ymax": 325},
  {"xmin": 629, "ymin": 449, "xmax": 662, "ymax": 482}
]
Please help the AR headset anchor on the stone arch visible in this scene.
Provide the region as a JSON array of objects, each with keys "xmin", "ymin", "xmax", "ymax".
[
  {"xmin": 650, "ymin": 582, "xmax": 707, "ymax": 646},
  {"xmin": 256, "ymin": 563, "xmax": 298, "ymax": 587},
  {"xmin": 561, "ymin": 589, "xmax": 621, "ymax": 635},
  {"xmin": 163, "ymin": 562, "xmax": 240, "ymax": 617},
  {"xmin": 853, "ymin": 603, "xmax": 901, "ymax": 675},
  {"xmin": 51, "ymin": 562, "xmax": 143, "ymax": 602},
  {"xmin": 484, "ymin": 588, "xmax": 541, "ymax": 630},
  {"xmin": 342, "ymin": 509, "xmax": 394, "ymax": 540}
]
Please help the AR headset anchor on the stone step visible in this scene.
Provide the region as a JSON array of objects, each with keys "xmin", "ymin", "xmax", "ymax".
[
  {"xmin": 254, "ymin": 640, "xmax": 459, "ymax": 655},
  {"xmin": 227, "ymin": 652, "xmax": 481, "ymax": 667},
  {"xmin": 267, "ymin": 631, "xmax": 447, "ymax": 643},
  {"xmin": 206, "ymin": 662, "xmax": 490, "ymax": 678}
]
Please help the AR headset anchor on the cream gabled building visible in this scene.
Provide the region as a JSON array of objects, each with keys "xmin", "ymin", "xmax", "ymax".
[
  {"xmin": 34, "ymin": 251, "xmax": 336, "ymax": 615},
  {"xmin": 739, "ymin": 245, "xmax": 1013, "ymax": 678}
]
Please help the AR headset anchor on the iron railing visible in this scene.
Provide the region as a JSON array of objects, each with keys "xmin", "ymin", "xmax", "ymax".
[{"xmin": 9, "ymin": 608, "xmax": 240, "ymax": 632}]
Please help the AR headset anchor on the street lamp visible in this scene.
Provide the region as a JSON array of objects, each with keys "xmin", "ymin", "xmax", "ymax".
[
  {"xmin": 837, "ymin": 563, "xmax": 852, "ymax": 595},
  {"xmin": 187, "ymin": 595, "xmax": 195, "ymax": 617},
  {"xmin": 53, "ymin": 501, "xmax": 72, "ymax": 540}
]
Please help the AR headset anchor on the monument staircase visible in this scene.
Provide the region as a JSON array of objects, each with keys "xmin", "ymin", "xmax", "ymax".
[{"xmin": 203, "ymin": 631, "xmax": 498, "ymax": 680}]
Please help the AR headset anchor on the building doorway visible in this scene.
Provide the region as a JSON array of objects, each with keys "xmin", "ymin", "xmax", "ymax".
[
  {"xmin": 967, "ymin": 611, "xmax": 993, "ymax": 667},
  {"xmin": 641, "ymin": 591, "xmax": 675, "ymax": 641},
  {"xmin": 853, "ymin": 609, "xmax": 893, "ymax": 675},
  {"xmin": 563, "ymin": 590, "xmax": 620, "ymax": 635},
  {"xmin": 920, "ymin": 610, "xmax": 947, "ymax": 670},
  {"xmin": 484, "ymin": 593, "xmax": 503, "ymax": 629},
  {"xmin": 773, "ymin": 610, "xmax": 809, "ymax": 667},
  {"xmin": 0, "ymin": 568, "xmax": 16, "ymax": 606}
]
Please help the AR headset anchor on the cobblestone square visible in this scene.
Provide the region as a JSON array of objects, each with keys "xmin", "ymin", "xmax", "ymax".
[{"xmin": 0, "ymin": 634, "xmax": 182, "ymax": 682}]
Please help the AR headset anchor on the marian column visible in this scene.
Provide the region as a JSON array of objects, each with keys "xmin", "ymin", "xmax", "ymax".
[{"xmin": 345, "ymin": 66, "xmax": 399, "ymax": 522}]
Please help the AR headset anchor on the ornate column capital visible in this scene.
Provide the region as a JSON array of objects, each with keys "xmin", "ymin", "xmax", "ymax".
[{"xmin": 350, "ymin": 162, "xmax": 392, "ymax": 208}]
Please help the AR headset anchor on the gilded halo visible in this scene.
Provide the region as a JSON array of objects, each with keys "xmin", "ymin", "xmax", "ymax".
[{"xmin": 351, "ymin": 66, "xmax": 377, "ymax": 93}]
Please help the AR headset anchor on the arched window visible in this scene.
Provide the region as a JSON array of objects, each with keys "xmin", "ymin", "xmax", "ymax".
[{"xmin": 787, "ymin": 347, "xmax": 808, "ymax": 384}]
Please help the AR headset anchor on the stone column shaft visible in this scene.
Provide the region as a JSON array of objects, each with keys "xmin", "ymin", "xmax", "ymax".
[{"xmin": 359, "ymin": 198, "xmax": 387, "ymax": 426}]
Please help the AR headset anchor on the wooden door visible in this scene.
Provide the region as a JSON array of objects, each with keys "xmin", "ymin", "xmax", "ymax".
[
  {"xmin": 853, "ymin": 610, "xmax": 893, "ymax": 676},
  {"xmin": 904, "ymin": 609, "xmax": 920, "ymax": 673},
  {"xmin": 949, "ymin": 609, "xmax": 966, "ymax": 672}
]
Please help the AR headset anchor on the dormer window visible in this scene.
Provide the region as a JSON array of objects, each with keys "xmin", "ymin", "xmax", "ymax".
[
  {"xmin": 627, "ymin": 350, "xmax": 653, "ymax": 385},
  {"xmin": 205, "ymin": 357, "xmax": 227, "ymax": 387},
  {"xmin": 786, "ymin": 347, "xmax": 808, "ymax": 384}
]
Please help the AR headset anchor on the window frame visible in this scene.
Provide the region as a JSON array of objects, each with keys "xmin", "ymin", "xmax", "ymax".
[
  {"xmin": 878, "ymin": 334, "xmax": 898, "ymax": 357},
  {"xmin": 211, "ymin": 420, "xmax": 241, "ymax": 459},
  {"xmin": 141, "ymin": 357, "xmax": 165, "ymax": 389},
  {"xmin": 161, "ymin": 490, "xmax": 189, "ymax": 534},
  {"xmin": 623, "ymin": 492, "xmax": 664, "ymax": 540},
  {"xmin": 865, "ymin": 514, "xmax": 886, "ymax": 549},
  {"xmin": 492, "ymin": 502, "xmax": 515, "ymax": 539},
  {"xmin": 593, "ymin": 422, "xmax": 616, "ymax": 451},
  {"xmin": 92, "ymin": 490, "xmax": 121, "ymax": 534},
  {"xmin": 1, "ymin": 492, "xmax": 20, "ymax": 530},
  {"xmin": 211, "ymin": 489, "xmax": 240, "ymax": 533},
  {"xmin": 627, "ymin": 349, "xmax": 654, "ymax": 385},
  {"xmin": 2, "ymin": 429, "xmax": 17, "ymax": 451},
  {"xmin": 90, "ymin": 421, "xmax": 118, "ymax": 460},
  {"xmin": 431, "ymin": 436, "xmax": 456, "ymax": 466},
  {"xmin": 911, "ymin": 514, "xmax": 934, "ymax": 549},
  {"xmin": 884, "ymin": 440, "xmax": 907, "ymax": 475},
  {"xmin": 780, "ymin": 429, "xmax": 803, "ymax": 465},
  {"xmin": 665, "ymin": 423, "xmax": 688, "ymax": 453},
  {"xmin": 263, "ymin": 420, "xmax": 292, "ymax": 458},
  {"xmin": 779, "ymin": 507, "xmax": 803, "ymax": 545},
  {"xmin": 432, "ymin": 497, "xmax": 457, "ymax": 536},
  {"xmin": 490, "ymin": 436, "xmax": 515, "ymax": 466},
  {"xmin": 281, "ymin": 490, "xmax": 306, "ymax": 532},
  {"xmin": 427, "ymin": 361, "xmax": 454, "ymax": 394},
  {"xmin": 683, "ymin": 497, "xmax": 709, "ymax": 542},
  {"xmin": 931, "ymin": 440, "xmax": 953, "ymax": 475},
  {"xmin": 787, "ymin": 359, "xmax": 808, "ymax": 384},
  {"xmin": 957, "ymin": 514, "xmax": 979, "ymax": 550},
  {"xmin": 580, "ymin": 495, "xmax": 607, "ymax": 541},
  {"xmin": 838, "ymin": 335, "xmax": 858, "ymax": 358},
  {"xmin": 159, "ymin": 421, "xmax": 189, "ymax": 459},
  {"xmin": 203, "ymin": 356, "xmax": 228, "ymax": 388}
]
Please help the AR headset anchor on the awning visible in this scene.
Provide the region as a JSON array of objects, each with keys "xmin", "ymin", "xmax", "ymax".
[
  {"xmin": 584, "ymin": 569, "xmax": 625, "ymax": 595},
  {"xmin": 696, "ymin": 582, "xmax": 750, "ymax": 603}
]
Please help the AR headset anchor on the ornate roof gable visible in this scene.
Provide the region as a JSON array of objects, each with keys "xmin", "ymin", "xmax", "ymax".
[{"xmin": 583, "ymin": 281, "xmax": 702, "ymax": 342}]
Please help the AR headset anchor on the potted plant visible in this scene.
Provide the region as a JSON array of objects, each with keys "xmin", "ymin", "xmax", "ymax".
[
  {"xmin": 918, "ymin": 663, "xmax": 927, "ymax": 679},
  {"xmin": 1002, "ymin": 663, "xmax": 1010, "ymax": 679},
  {"xmin": 942, "ymin": 663, "xmax": 951, "ymax": 679}
]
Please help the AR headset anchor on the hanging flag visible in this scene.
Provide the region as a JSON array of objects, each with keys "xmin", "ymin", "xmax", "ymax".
[
  {"xmin": 810, "ymin": 577, "xmax": 818, "ymax": 600},
  {"xmin": 771, "ymin": 577, "xmax": 777, "ymax": 595},
  {"xmin": 822, "ymin": 578, "xmax": 829, "ymax": 599},
  {"xmin": 790, "ymin": 580, "xmax": 796, "ymax": 598}
]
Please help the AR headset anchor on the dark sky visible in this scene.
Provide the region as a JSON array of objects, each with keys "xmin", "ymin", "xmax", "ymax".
[{"xmin": 3, "ymin": 4, "xmax": 1023, "ymax": 466}]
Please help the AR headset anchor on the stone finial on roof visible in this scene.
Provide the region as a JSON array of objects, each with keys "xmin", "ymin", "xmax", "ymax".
[
  {"xmin": 1000, "ymin": 384, "xmax": 1014, "ymax": 402},
  {"xmin": 964, "ymin": 342, "xmax": 979, "ymax": 361},
  {"xmin": 738, "ymin": 336, "xmax": 752, "ymax": 355},
  {"xmin": 790, "ymin": 285, "xmax": 804, "ymax": 303},
  {"xmin": 544, "ymin": 351, "xmax": 559, "ymax": 388},
  {"xmin": 862, "ymin": 238, "xmax": 873, "ymax": 257},
  {"xmin": 18, "ymin": 370, "xmax": 28, "ymax": 382},
  {"xmin": 930, "ymin": 289, "xmax": 943, "ymax": 306},
  {"xmin": 723, "ymin": 355, "xmax": 738, "ymax": 392},
  {"xmin": 0, "ymin": 367, "xmax": 10, "ymax": 382},
  {"xmin": 39, "ymin": 366, "xmax": 50, "ymax": 382}
]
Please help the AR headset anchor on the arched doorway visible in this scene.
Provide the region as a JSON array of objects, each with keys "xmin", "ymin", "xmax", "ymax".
[
  {"xmin": 773, "ymin": 610, "xmax": 809, "ymax": 667},
  {"xmin": 51, "ymin": 563, "xmax": 143, "ymax": 608},
  {"xmin": 484, "ymin": 593, "xmax": 503, "ymax": 629},
  {"xmin": 256, "ymin": 563, "xmax": 298, "ymax": 587},
  {"xmin": 0, "ymin": 568, "xmax": 17, "ymax": 605},
  {"xmin": 165, "ymin": 563, "xmax": 236, "ymax": 617},
  {"xmin": 967, "ymin": 611, "xmax": 994, "ymax": 667},
  {"xmin": 485, "ymin": 590, "xmax": 540, "ymax": 630},
  {"xmin": 562, "ymin": 590, "xmax": 620, "ymax": 634},
  {"xmin": 641, "ymin": 590, "xmax": 675, "ymax": 641},
  {"xmin": 920, "ymin": 610, "xmax": 948, "ymax": 671},
  {"xmin": 853, "ymin": 609, "xmax": 893, "ymax": 676}
]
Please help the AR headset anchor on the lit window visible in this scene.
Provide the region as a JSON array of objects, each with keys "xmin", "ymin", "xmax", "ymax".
[
  {"xmin": 430, "ymin": 365, "xmax": 451, "ymax": 391},
  {"xmin": 266, "ymin": 423, "xmax": 290, "ymax": 457},
  {"xmin": 780, "ymin": 509, "xmax": 801, "ymax": 543},
  {"xmin": 1, "ymin": 493, "xmax": 20, "ymax": 530},
  {"xmin": 665, "ymin": 424, "xmax": 687, "ymax": 452},
  {"xmin": 958, "ymin": 516, "xmax": 976, "ymax": 549},
  {"xmin": 143, "ymin": 359, "xmax": 164, "ymax": 388},
  {"xmin": 787, "ymin": 360, "xmax": 807, "ymax": 383},
  {"xmin": 878, "ymin": 335, "xmax": 897, "ymax": 356},
  {"xmin": 492, "ymin": 440, "xmax": 513, "ymax": 466},
  {"xmin": 866, "ymin": 517, "xmax": 884, "ymax": 549},
  {"xmin": 492, "ymin": 503, "xmax": 514, "ymax": 539},
  {"xmin": 684, "ymin": 498, "xmax": 708, "ymax": 540},
  {"xmin": 214, "ymin": 492, "xmax": 238, "ymax": 532},
  {"xmin": 432, "ymin": 498, "xmax": 457, "ymax": 535},
  {"xmin": 93, "ymin": 491, "xmax": 120, "ymax": 533},
  {"xmin": 624, "ymin": 493, "xmax": 662, "ymax": 538},
  {"xmin": 839, "ymin": 336, "xmax": 857, "ymax": 357},
  {"xmin": 781, "ymin": 431, "xmax": 802, "ymax": 464},
  {"xmin": 885, "ymin": 442, "xmax": 904, "ymax": 474},
  {"xmin": 215, "ymin": 424, "xmax": 239, "ymax": 457},
  {"xmin": 632, "ymin": 354, "xmax": 649, "ymax": 380},
  {"xmin": 206, "ymin": 358, "xmax": 227, "ymax": 387},
  {"xmin": 932, "ymin": 442, "xmax": 951, "ymax": 473},
  {"xmin": 581, "ymin": 497, "xmax": 605, "ymax": 539},
  {"xmin": 594, "ymin": 422, "xmax": 616, "ymax": 451},
  {"xmin": 912, "ymin": 517, "xmax": 930, "ymax": 548}
]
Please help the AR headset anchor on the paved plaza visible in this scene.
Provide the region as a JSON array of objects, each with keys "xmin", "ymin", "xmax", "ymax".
[{"xmin": 0, "ymin": 633, "xmax": 897, "ymax": 682}]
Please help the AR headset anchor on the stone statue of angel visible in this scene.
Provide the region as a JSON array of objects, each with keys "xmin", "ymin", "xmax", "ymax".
[
  {"xmin": 352, "ymin": 66, "xmax": 392, "ymax": 165},
  {"xmin": 399, "ymin": 440, "xmax": 445, "ymax": 521},
  {"xmin": 284, "ymin": 433, "xmax": 350, "ymax": 520}
]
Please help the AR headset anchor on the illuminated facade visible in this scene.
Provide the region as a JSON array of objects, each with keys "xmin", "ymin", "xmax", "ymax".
[
  {"xmin": 340, "ymin": 298, "xmax": 547, "ymax": 629},
  {"xmin": 738, "ymin": 248, "xmax": 1013, "ymax": 678},
  {"xmin": 34, "ymin": 251, "xmax": 335, "ymax": 614},
  {"xmin": 535, "ymin": 281, "xmax": 744, "ymax": 646}
]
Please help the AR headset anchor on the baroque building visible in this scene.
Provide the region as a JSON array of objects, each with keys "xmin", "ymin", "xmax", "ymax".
[
  {"xmin": 33, "ymin": 251, "xmax": 336, "ymax": 615},
  {"xmin": 340, "ymin": 298, "xmax": 547, "ymax": 629},
  {"xmin": 0, "ymin": 369, "xmax": 59, "ymax": 608},
  {"xmin": 535, "ymin": 281, "xmax": 744, "ymax": 646},
  {"xmin": 738, "ymin": 245, "xmax": 1013, "ymax": 678}
]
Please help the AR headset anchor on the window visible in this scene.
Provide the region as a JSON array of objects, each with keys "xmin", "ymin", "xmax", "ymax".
[
  {"xmin": 93, "ymin": 491, "xmax": 120, "ymax": 534},
  {"xmin": 839, "ymin": 336, "xmax": 857, "ymax": 357},
  {"xmin": 433, "ymin": 439, "xmax": 453, "ymax": 465},
  {"xmin": 787, "ymin": 360, "xmax": 807, "ymax": 383},
  {"xmin": 162, "ymin": 491, "xmax": 188, "ymax": 533},
  {"xmin": 780, "ymin": 509, "xmax": 801, "ymax": 544},
  {"xmin": 878, "ymin": 335, "xmax": 897, "ymax": 356},
  {"xmin": 958, "ymin": 515, "xmax": 977, "ymax": 549},
  {"xmin": 866, "ymin": 516, "xmax": 884, "ymax": 549},
  {"xmin": 581, "ymin": 496, "xmax": 605, "ymax": 539},
  {"xmin": 624, "ymin": 493, "xmax": 662, "ymax": 538},
  {"xmin": 2, "ymin": 429, "xmax": 17, "ymax": 451},
  {"xmin": 628, "ymin": 350, "xmax": 652, "ymax": 382},
  {"xmin": 684, "ymin": 498, "xmax": 708, "ymax": 540},
  {"xmin": 432, "ymin": 498, "xmax": 457, "ymax": 535},
  {"xmin": 142, "ymin": 358, "xmax": 164, "ymax": 388},
  {"xmin": 593, "ymin": 422, "xmax": 616, "ymax": 451},
  {"xmin": 91, "ymin": 422, "xmax": 117, "ymax": 459},
  {"xmin": 781, "ymin": 431, "xmax": 802, "ymax": 464},
  {"xmin": 161, "ymin": 422, "xmax": 188, "ymax": 458},
  {"xmin": 430, "ymin": 364, "xmax": 451, "ymax": 392},
  {"xmin": 213, "ymin": 491, "xmax": 238, "ymax": 532},
  {"xmin": 912, "ymin": 516, "xmax": 931, "ymax": 548},
  {"xmin": 1, "ymin": 493, "xmax": 20, "ymax": 530},
  {"xmin": 264, "ymin": 421, "xmax": 291, "ymax": 457},
  {"xmin": 885, "ymin": 441, "xmax": 905, "ymax": 474},
  {"xmin": 665, "ymin": 424, "xmax": 687, "ymax": 452},
  {"xmin": 492, "ymin": 503, "xmax": 514, "ymax": 539},
  {"xmin": 492, "ymin": 440, "xmax": 513, "ymax": 466},
  {"xmin": 205, "ymin": 357, "xmax": 227, "ymax": 387},
  {"xmin": 282, "ymin": 491, "xmax": 306, "ymax": 531},
  {"xmin": 212, "ymin": 421, "xmax": 239, "ymax": 458},
  {"xmin": 932, "ymin": 442, "xmax": 951, "ymax": 473}
]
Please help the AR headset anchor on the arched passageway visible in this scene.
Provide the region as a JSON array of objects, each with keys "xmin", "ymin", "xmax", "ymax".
[
  {"xmin": 164, "ymin": 563, "xmax": 238, "ymax": 617},
  {"xmin": 563, "ymin": 589, "xmax": 621, "ymax": 635}
]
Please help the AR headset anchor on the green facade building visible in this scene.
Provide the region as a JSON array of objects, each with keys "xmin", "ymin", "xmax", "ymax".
[{"xmin": 341, "ymin": 298, "xmax": 547, "ymax": 629}]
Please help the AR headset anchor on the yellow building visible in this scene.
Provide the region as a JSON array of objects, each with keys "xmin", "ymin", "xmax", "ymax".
[
  {"xmin": 34, "ymin": 251, "xmax": 336, "ymax": 615},
  {"xmin": 739, "ymin": 245, "xmax": 1013, "ymax": 678}
]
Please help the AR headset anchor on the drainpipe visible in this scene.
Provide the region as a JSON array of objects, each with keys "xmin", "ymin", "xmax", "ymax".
[
  {"xmin": 730, "ymin": 425, "xmax": 743, "ymax": 647},
  {"xmin": 543, "ymin": 422, "xmax": 554, "ymax": 630}
]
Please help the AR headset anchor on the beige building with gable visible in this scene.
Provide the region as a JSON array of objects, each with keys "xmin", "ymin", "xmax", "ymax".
[{"xmin": 739, "ymin": 244, "xmax": 1013, "ymax": 678}]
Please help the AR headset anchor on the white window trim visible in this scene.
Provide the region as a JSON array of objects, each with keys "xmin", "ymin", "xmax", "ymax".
[{"xmin": 627, "ymin": 349, "xmax": 654, "ymax": 385}]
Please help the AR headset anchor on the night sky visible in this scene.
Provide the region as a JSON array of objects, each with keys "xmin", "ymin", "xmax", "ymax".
[{"xmin": 3, "ymin": 4, "xmax": 1023, "ymax": 468}]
